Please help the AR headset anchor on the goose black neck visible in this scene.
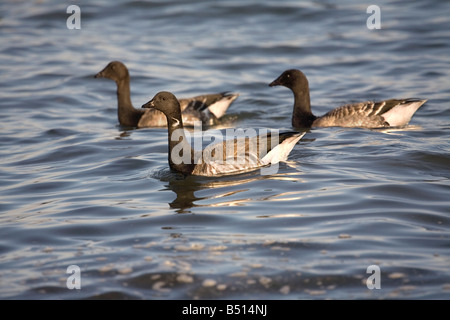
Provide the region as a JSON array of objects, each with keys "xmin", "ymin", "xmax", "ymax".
[
  {"xmin": 164, "ymin": 110, "xmax": 196, "ymax": 175},
  {"xmin": 292, "ymin": 85, "xmax": 316, "ymax": 128},
  {"xmin": 116, "ymin": 77, "xmax": 143, "ymax": 127}
]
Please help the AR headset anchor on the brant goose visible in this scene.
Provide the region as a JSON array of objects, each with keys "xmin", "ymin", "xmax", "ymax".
[
  {"xmin": 142, "ymin": 91, "xmax": 304, "ymax": 176},
  {"xmin": 269, "ymin": 69, "xmax": 426, "ymax": 128},
  {"xmin": 95, "ymin": 61, "xmax": 238, "ymax": 128}
]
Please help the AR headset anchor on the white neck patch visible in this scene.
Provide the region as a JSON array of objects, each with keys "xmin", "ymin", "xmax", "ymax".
[{"xmin": 171, "ymin": 117, "xmax": 180, "ymax": 128}]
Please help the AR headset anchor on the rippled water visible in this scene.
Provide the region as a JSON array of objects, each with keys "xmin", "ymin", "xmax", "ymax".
[{"xmin": 1, "ymin": 0, "xmax": 449, "ymax": 300}]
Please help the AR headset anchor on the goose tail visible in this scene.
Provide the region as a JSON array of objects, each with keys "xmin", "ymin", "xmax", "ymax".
[
  {"xmin": 382, "ymin": 98, "xmax": 427, "ymax": 127},
  {"xmin": 207, "ymin": 92, "xmax": 239, "ymax": 119},
  {"xmin": 261, "ymin": 131, "xmax": 305, "ymax": 165}
]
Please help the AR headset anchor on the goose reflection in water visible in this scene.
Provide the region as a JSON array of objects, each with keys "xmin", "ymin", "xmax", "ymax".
[{"xmin": 163, "ymin": 169, "xmax": 305, "ymax": 214}]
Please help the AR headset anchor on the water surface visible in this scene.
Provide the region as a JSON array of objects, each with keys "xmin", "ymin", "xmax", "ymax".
[{"xmin": 0, "ymin": 0, "xmax": 449, "ymax": 299}]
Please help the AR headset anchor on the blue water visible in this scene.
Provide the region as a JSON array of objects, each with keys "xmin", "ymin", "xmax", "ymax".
[{"xmin": 0, "ymin": 0, "xmax": 449, "ymax": 299}]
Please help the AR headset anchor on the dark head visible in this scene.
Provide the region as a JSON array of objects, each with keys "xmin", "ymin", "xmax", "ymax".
[
  {"xmin": 94, "ymin": 61, "xmax": 129, "ymax": 82},
  {"xmin": 269, "ymin": 69, "xmax": 314, "ymax": 127},
  {"xmin": 142, "ymin": 91, "xmax": 181, "ymax": 116},
  {"xmin": 269, "ymin": 69, "xmax": 309, "ymax": 91}
]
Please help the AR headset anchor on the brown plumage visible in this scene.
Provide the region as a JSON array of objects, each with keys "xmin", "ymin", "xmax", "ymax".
[
  {"xmin": 269, "ymin": 69, "xmax": 427, "ymax": 128},
  {"xmin": 141, "ymin": 91, "xmax": 304, "ymax": 176},
  {"xmin": 95, "ymin": 61, "xmax": 238, "ymax": 128}
]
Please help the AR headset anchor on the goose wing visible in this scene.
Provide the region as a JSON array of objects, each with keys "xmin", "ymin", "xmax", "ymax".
[
  {"xmin": 136, "ymin": 108, "xmax": 167, "ymax": 127},
  {"xmin": 314, "ymin": 98, "xmax": 426, "ymax": 128},
  {"xmin": 181, "ymin": 92, "xmax": 239, "ymax": 119},
  {"xmin": 191, "ymin": 131, "xmax": 304, "ymax": 176}
]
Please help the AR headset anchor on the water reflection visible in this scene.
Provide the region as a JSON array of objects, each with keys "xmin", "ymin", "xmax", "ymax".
[
  {"xmin": 374, "ymin": 124, "xmax": 423, "ymax": 135},
  {"xmin": 115, "ymin": 130, "xmax": 132, "ymax": 140},
  {"xmin": 164, "ymin": 168, "xmax": 304, "ymax": 213}
]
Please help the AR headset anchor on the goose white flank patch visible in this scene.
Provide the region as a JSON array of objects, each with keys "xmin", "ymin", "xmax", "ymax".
[
  {"xmin": 269, "ymin": 69, "xmax": 427, "ymax": 129},
  {"xmin": 141, "ymin": 91, "xmax": 304, "ymax": 177},
  {"xmin": 95, "ymin": 61, "xmax": 239, "ymax": 128}
]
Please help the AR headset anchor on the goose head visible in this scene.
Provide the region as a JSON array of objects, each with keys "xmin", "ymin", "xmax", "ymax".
[
  {"xmin": 142, "ymin": 91, "xmax": 181, "ymax": 118},
  {"xmin": 95, "ymin": 61, "xmax": 129, "ymax": 82},
  {"xmin": 269, "ymin": 69, "xmax": 309, "ymax": 92}
]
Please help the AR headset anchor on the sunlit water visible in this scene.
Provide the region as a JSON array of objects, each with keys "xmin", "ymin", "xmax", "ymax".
[{"xmin": 0, "ymin": 0, "xmax": 449, "ymax": 299}]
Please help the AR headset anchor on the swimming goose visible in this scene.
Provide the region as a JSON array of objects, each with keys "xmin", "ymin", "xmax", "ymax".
[
  {"xmin": 141, "ymin": 91, "xmax": 304, "ymax": 176},
  {"xmin": 95, "ymin": 61, "xmax": 239, "ymax": 127},
  {"xmin": 269, "ymin": 69, "xmax": 427, "ymax": 128}
]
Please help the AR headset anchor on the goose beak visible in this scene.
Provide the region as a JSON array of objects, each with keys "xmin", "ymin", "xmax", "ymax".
[
  {"xmin": 94, "ymin": 64, "xmax": 109, "ymax": 78},
  {"xmin": 142, "ymin": 99, "xmax": 155, "ymax": 109},
  {"xmin": 269, "ymin": 77, "xmax": 281, "ymax": 87}
]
